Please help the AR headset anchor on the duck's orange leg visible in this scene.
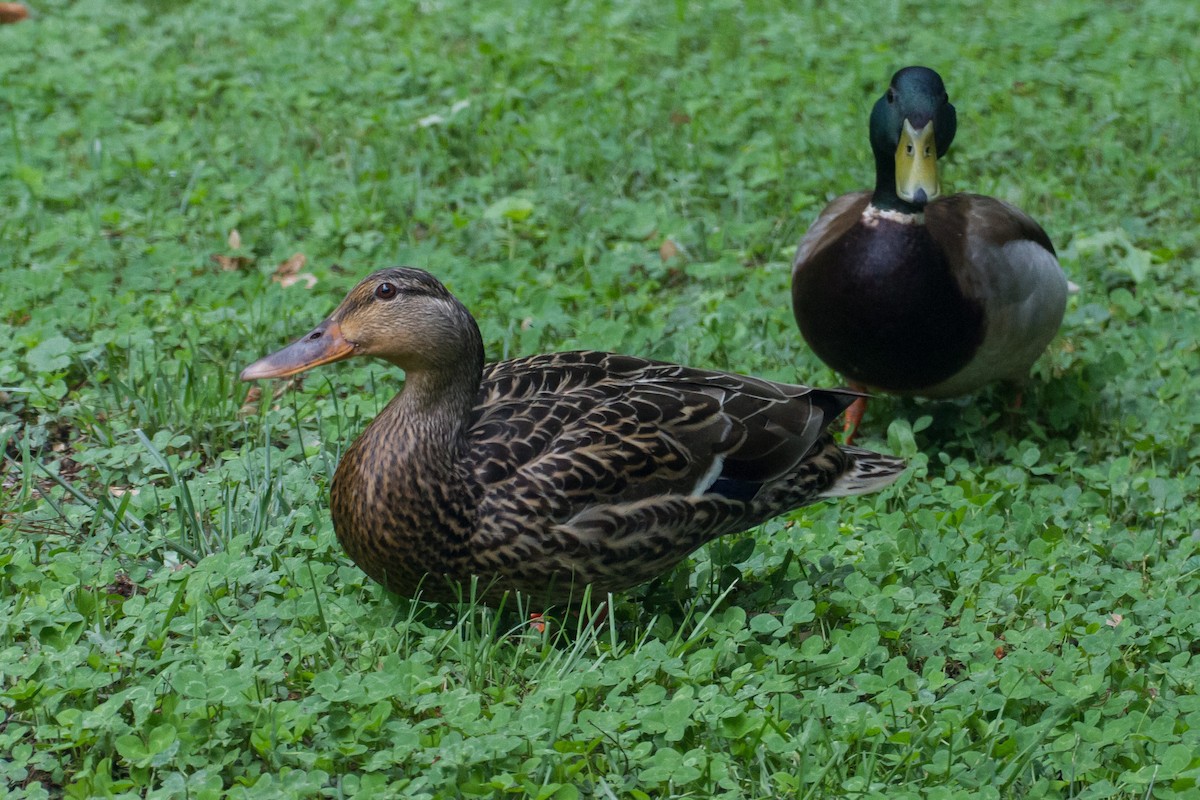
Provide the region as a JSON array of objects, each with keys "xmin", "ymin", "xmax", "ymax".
[
  {"xmin": 529, "ymin": 601, "xmax": 609, "ymax": 635},
  {"xmin": 843, "ymin": 383, "xmax": 869, "ymax": 444}
]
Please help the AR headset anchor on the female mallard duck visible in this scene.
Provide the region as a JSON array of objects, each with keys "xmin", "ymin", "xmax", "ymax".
[
  {"xmin": 791, "ymin": 66, "xmax": 1070, "ymax": 439},
  {"xmin": 242, "ymin": 267, "xmax": 905, "ymax": 606}
]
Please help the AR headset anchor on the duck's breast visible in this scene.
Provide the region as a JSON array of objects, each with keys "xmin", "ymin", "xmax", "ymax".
[{"xmin": 792, "ymin": 199, "xmax": 985, "ymax": 392}]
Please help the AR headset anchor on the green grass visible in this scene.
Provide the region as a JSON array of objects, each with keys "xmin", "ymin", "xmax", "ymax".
[{"xmin": 2, "ymin": 0, "xmax": 1199, "ymax": 796}]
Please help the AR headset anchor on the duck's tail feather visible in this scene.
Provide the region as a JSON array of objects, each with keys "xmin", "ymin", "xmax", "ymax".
[{"xmin": 822, "ymin": 447, "xmax": 906, "ymax": 497}]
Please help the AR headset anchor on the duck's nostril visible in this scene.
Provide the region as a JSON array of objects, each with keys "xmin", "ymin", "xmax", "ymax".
[{"xmin": 309, "ymin": 331, "xmax": 322, "ymax": 341}]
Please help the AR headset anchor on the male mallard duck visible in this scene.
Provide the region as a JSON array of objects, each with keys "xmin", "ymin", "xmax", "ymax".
[
  {"xmin": 791, "ymin": 66, "xmax": 1070, "ymax": 439},
  {"xmin": 242, "ymin": 267, "xmax": 905, "ymax": 606}
]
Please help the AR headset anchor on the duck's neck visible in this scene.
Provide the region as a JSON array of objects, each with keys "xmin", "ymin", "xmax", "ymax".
[
  {"xmin": 358, "ymin": 327, "xmax": 484, "ymax": 487},
  {"xmin": 386, "ymin": 362, "xmax": 481, "ymax": 456},
  {"xmin": 329, "ymin": 330, "xmax": 486, "ymax": 596}
]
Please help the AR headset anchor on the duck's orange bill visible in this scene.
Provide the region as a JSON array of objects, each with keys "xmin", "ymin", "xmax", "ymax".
[{"xmin": 240, "ymin": 320, "xmax": 355, "ymax": 380}]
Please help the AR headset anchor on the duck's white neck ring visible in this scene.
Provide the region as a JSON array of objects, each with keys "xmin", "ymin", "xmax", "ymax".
[{"xmin": 863, "ymin": 204, "xmax": 925, "ymax": 227}]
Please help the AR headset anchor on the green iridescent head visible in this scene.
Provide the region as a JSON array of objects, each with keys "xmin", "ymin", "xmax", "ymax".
[{"xmin": 868, "ymin": 66, "xmax": 958, "ymax": 212}]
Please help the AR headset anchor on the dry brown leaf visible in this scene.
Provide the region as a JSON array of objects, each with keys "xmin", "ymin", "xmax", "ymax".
[
  {"xmin": 242, "ymin": 379, "xmax": 301, "ymax": 411},
  {"xmin": 273, "ymin": 252, "xmax": 307, "ymax": 279},
  {"xmin": 239, "ymin": 386, "xmax": 263, "ymax": 416},
  {"xmin": 669, "ymin": 110, "xmax": 691, "ymax": 126},
  {"xmin": 228, "ymin": 229, "xmax": 242, "ymax": 250},
  {"xmin": 108, "ymin": 486, "xmax": 140, "ymax": 497},
  {"xmin": 272, "ymin": 254, "xmax": 315, "ymax": 288},
  {"xmin": 275, "ymin": 272, "xmax": 317, "ymax": 289},
  {"xmin": 659, "ymin": 239, "xmax": 680, "ymax": 262},
  {"xmin": 105, "ymin": 573, "xmax": 140, "ymax": 598},
  {"xmin": 274, "ymin": 377, "xmax": 299, "ymax": 397},
  {"xmin": 1105, "ymin": 613, "xmax": 1124, "ymax": 628},
  {"xmin": 0, "ymin": 3, "xmax": 28, "ymax": 24},
  {"xmin": 212, "ymin": 254, "xmax": 253, "ymax": 272}
]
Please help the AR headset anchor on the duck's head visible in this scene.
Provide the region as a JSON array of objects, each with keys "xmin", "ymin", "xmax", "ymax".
[
  {"xmin": 240, "ymin": 267, "xmax": 483, "ymax": 381},
  {"xmin": 868, "ymin": 66, "xmax": 957, "ymax": 211}
]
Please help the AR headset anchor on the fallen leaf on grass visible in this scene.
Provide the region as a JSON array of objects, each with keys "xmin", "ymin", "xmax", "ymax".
[
  {"xmin": 660, "ymin": 238, "xmax": 681, "ymax": 262},
  {"xmin": 1105, "ymin": 613, "xmax": 1123, "ymax": 628},
  {"xmin": 240, "ymin": 378, "xmax": 300, "ymax": 414},
  {"xmin": 0, "ymin": 3, "xmax": 28, "ymax": 24},
  {"xmin": 280, "ymin": 273, "xmax": 318, "ymax": 288},
  {"xmin": 272, "ymin": 253, "xmax": 316, "ymax": 288},
  {"xmin": 240, "ymin": 386, "xmax": 263, "ymax": 416},
  {"xmin": 108, "ymin": 486, "xmax": 140, "ymax": 497},
  {"xmin": 212, "ymin": 254, "xmax": 253, "ymax": 271},
  {"xmin": 273, "ymin": 252, "xmax": 306, "ymax": 278},
  {"xmin": 105, "ymin": 574, "xmax": 141, "ymax": 598},
  {"xmin": 212, "ymin": 229, "xmax": 253, "ymax": 270}
]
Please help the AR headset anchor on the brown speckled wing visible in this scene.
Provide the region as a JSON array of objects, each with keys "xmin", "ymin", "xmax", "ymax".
[
  {"xmin": 454, "ymin": 352, "xmax": 883, "ymax": 597},
  {"xmin": 470, "ymin": 352, "xmax": 858, "ymax": 509}
]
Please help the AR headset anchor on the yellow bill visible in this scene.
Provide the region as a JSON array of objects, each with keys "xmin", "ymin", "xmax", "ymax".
[{"xmin": 895, "ymin": 118, "xmax": 940, "ymax": 205}]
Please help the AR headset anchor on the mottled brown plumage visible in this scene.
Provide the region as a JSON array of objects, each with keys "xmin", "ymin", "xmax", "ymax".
[{"xmin": 242, "ymin": 268, "xmax": 905, "ymax": 606}]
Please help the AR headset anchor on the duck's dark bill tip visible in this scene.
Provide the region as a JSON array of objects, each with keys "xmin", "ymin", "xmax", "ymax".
[{"xmin": 240, "ymin": 321, "xmax": 354, "ymax": 381}]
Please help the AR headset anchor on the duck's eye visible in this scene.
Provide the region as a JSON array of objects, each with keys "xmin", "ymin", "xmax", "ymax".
[
  {"xmin": 887, "ymin": 89, "xmax": 896, "ymax": 104},
  {"xmin": 375, "ymin": 282, "xmax": 398, "ymax": 300}
]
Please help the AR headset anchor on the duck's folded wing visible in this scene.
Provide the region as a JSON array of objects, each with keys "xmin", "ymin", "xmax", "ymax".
[
  {"xmin": 470, "ymin": 352, "xmax": 860, "ymax": 510},
  {"xmin": 928, "ymin": 195, "xmax": 1070, "ymax": 388}
]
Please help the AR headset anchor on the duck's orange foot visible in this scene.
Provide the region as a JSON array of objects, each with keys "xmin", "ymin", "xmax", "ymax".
[{"xmin": 529, "ymin": 612, "xmax": 547, "ymax": 634}]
